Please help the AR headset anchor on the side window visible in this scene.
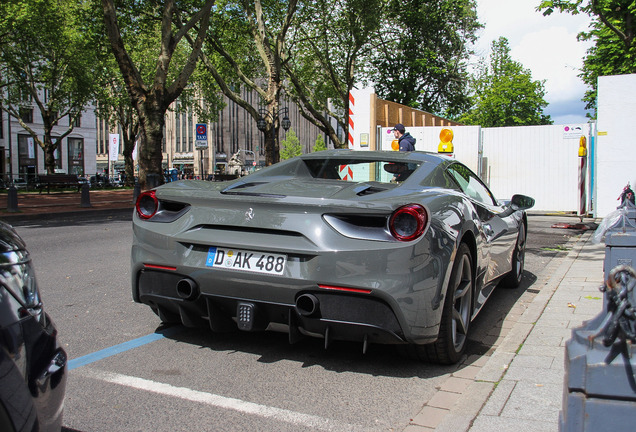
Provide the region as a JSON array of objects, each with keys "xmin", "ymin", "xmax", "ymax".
[{"xmin": 447, "ymin": 164, "xmax": 496, "ymax": 206}]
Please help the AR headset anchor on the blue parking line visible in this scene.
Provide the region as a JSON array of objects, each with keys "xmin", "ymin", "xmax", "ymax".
[{"xmin": 68, "ymin": 327, "xmax": 181, "ymax": 371}]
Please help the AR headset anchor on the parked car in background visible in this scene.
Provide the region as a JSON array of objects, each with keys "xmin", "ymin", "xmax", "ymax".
[
  {"xmin": 0, "ymin": 221, "xmax": 67, "ymax": 431},
  {"xmin": 132, "ymin": 150, "xmax": 534, "ymax": 364}
]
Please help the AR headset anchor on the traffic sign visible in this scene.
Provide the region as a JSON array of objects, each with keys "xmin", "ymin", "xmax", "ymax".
[{"xmin": 195, "ymin": 123, "xmax": 208, "ymax": 150}]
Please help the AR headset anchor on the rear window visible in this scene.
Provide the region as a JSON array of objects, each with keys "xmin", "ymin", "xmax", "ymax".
[{"xmin": 303, "ymin": 159, "xmax": 421, "ymax": 184}]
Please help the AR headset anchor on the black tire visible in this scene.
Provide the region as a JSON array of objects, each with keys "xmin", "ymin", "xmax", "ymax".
[
  {"xmin": 403, "ymin": 243, "xmax": 473, "ymax": 364},
  {"xmin": 501, "ymin": 222, "xmax": 526, "ymax": 289}
]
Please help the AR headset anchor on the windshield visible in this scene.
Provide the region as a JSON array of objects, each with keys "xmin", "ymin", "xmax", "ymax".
[{"xmin": 303, "ymin": 158, "xmax": 421, "ymax": 184}]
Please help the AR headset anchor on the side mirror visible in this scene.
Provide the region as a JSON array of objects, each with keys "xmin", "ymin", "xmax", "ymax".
[{"xmin": 510, "ymin": 194, "xmax": 535, "ymax": 211}]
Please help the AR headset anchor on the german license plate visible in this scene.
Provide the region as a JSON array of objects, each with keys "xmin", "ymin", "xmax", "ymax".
[{"xmin": 206, "ymin": 247, "xmax": 286, "ymax": 275}]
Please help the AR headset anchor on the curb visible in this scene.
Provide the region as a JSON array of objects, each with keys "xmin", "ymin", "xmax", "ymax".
[{"xmin": 0, "ymin": 207, "xmax": 133, "ymax": 225}]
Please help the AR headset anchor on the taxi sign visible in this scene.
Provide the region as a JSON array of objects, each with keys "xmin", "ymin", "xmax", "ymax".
[{"xmin": 195, "ymin": 123, "xmax": 208, "ymax": 149}]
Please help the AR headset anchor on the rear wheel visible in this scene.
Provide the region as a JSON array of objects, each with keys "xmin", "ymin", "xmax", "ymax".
[
  {"xmin": 404, "ymin": 243, "xmax": 473, "ymax": 364},
  {"xmin": 501, "ymin": 223, "xmax": 526, "ymax": 289}
]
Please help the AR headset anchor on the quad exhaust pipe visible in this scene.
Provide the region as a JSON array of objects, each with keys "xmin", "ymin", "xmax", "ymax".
[
  {"xmin": 176, "ymin": 278, "xmax": 199, "ymax": 301},
  {"xmin": 295, "ymin": 293, "xmax": 320, "ymax": 317}
]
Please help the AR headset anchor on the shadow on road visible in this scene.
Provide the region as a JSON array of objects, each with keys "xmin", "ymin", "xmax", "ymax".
[{"xmin": 157, "ymin": 273, "xmax": 541, "ymax": 380}]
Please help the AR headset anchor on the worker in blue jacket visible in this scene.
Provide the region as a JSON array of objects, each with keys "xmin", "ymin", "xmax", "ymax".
[{"xmin": 392, "ymin": 123, "xmax": 416, "ymax": 151}]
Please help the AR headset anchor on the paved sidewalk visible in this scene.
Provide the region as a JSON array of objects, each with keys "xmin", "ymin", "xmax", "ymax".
[
  {"xmin": 0, "ymin": 188, "xmax": 135, "ymax": 221},
  {"xmin": 405, "ymin": 226, "xmax": 604, "ymax": 431}
]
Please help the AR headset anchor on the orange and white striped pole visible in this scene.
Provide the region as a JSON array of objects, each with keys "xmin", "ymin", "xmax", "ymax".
[{"xmin": 348, "ymin": 92, "xmax": 355, "ymax": 149}]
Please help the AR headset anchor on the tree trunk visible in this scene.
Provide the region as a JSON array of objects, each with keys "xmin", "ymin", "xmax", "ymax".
[
  {"xmin": 44, "ymin": 144, "xmax": 57, "ymax": 174},
  {"xmin": 42, "ymin": 132, "xmax": 57, "ymax": 174},
  {"xmin": 120, "ymin": 110, "xmax": 139, "ymax": 187},
  {"xmin": 137, "ymin": 101, "xmax": 166, "ymax": 189},
  {"xmin": 121, "ymin": 134, "xmax": 136, "ymax": 187},
  {"xmin": 264, "ymin": 124, "xmax": 279, "ymax": 166}
]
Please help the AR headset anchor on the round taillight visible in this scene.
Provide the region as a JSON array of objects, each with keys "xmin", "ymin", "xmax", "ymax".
[
  {"xmin": 389, "ymin": 204, "xmax": 427, "ymax": 241},
  {"xmin": 136, "ymin": 190, "xmax": 158, "ymax": 220}
]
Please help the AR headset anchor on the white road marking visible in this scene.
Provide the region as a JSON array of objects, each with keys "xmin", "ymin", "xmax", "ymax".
[{"xmin": 79, "ymin": 369, "xmax": 368, "ymax": 431}]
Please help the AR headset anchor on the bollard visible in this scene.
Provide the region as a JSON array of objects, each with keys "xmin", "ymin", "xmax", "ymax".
[
  {"xmin": 7, "ymin": 186, "xmax": 18, "ymax": 213},
  {"xmin": 132, "ymin": 182, "xmax": 141, "ymax": 205},
  {"xmin": 80, "ymin": 183, "xmax": 91, "ymax": 208}
]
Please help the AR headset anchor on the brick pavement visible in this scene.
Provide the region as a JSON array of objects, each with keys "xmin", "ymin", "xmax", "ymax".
[{"xmin": 0, "ymin": 188, "xmax": 135, "ymax": 220}]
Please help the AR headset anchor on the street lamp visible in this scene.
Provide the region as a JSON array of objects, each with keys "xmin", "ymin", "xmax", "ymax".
[
  {"xmin": 256, "ymin": 107, "xmax": 292, "ymax": 165},
  {"xmin": 256, "ymin": 107, "xmax": 291, "ymax": 133}
]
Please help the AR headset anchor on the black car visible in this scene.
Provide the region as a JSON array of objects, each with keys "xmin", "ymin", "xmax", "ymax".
[{"xmin": 0, "ymin": 221, "xmax": 67, "ymax": 432}]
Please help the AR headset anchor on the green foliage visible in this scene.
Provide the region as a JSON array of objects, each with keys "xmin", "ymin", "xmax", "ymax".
[
  {"xmin": 280, "ymin": 129, "xmax": 303, "ymax": 159},
  {"xmin": 458, "ymin": 37, "xmax": 552, "ymax": 127},
  {"xmin": 196, "ymin": 0, "xmax": 300, "ymax": 165},
  {"xmin": 313, "ymin": 135, "xmax": 327, "ymax": 152},
  {"xmin": 286, "ymin": 0, "xmax": 385, "ymax": 147},
  {"xmin": 0, "ymin": 0, "xmax": 102, "ymax": 173},
  {"xmin": 538, "ymin": 1, "xmax": 636, "ymax": 116},
  {"xmin": 369, "ymin": 0, "xmax": 482, "ymax": 117},
  {"xmin": 0, "ymin": 0, "xmax": 100, "ymax": 110},
  {"xmin": 100, "ymin": 0, "xmax": 215, "ymax": 187}
]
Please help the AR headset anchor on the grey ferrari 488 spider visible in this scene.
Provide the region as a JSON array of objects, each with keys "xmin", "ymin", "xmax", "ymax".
[{"xmin": 132, "ymin": 150, "xmax": 534, "ymax": 364}]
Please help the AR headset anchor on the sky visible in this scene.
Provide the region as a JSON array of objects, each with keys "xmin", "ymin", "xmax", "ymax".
[{"xmin": 474, "ymin": 0, "xmax": 594, "ymax": 125}]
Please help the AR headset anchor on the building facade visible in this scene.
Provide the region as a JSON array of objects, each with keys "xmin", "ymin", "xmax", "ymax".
[
  {"xmin": 0, "ymin": 87, "xmax": 453, "ymax": 185},
  {"xmin": 96, "ymin": 90, "xmax": 331, "ymax": 179},
  {"xmin": 0, "ymin": 104, "xmax": 97, "ymax": 185}
]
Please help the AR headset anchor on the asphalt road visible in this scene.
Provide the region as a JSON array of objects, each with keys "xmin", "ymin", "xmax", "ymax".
[{"xmin": 12, "ymin": 212, "xmax": 593, "ymax": 432}]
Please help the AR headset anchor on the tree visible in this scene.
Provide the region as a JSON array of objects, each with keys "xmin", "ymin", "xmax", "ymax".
[
  {"xmin": 91, "ymin": 28, "xmax": 140, "ymax": 188},
  {"xmin": 190, "ymin": 0, "xmax": 299, "ymax": 166},
  {"xmin": 0, "ymin": 0, "xmax": 100, "ymax": 174},
  {"xmin": 284, "ymin": 0, "xmax": 385, "ymax": 149},
  {"xmin": 279, "ymin": 128, "xmax": 302, "ymax": 159},
  {"xmin": 539, "ymin": 1, "xmax": 636, "ymax": 115},
  {"xmin": 94, "ymin": 71, "xmax": 140, "ymax": 187},
  {"xmin": 313, "ymin": 134, "xmax": 327, "ymax": 152},
  {"xmin": 101, "ymin": 0, "xmax": 214, "ymax": 189},
  {"xmin": 458, "ymin": 37, "xmax": 552, "ymax": 127},
  {"xmin": 369, "ymin": 0, "xmax": 482, "ymax": 117}
]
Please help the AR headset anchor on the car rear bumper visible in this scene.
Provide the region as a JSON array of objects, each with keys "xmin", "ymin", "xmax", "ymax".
[{"xmin": 134, "ymin": 267, "xmax": 441, "ymax": 346}]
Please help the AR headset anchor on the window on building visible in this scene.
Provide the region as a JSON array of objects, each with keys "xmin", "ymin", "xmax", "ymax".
[
  {"xmin": 117, "ymin": 126, "xmax": 124, "ymax": 155},
  {"xmin": 0, "ymin": 109, "xmax": 3, "ymax": 139},
  {"xmin": 187, "ymin": 111, "xmax": 193, "ymax": 152},
  {"xmin": 18, "ymin": 134, "xmax": 37, "ymax": 182},
  {"xmin": 97, "ymin": 118, "xmax": 109, "ymax": 155},
  {"xmin": 162, "ymin": 124, "xmax": 166, "ymax": 153},
  {"xmin": 68, "ymin": 138, "xmax": 84, "ymax": 175},
  {"xmin": 72, "ymin": 113, "xmax": 81, "ymax": 128},
  {"xmin": 176, "ymin": 110, "xmax": 181, "ymax": 152},
  {"xmin": 19, "ymin": 107, "xmax": 33, "ymax": 123}
]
